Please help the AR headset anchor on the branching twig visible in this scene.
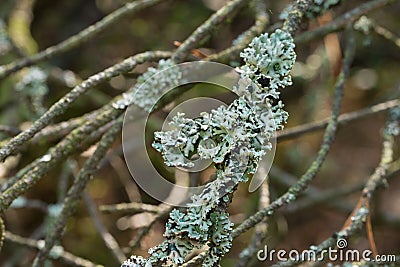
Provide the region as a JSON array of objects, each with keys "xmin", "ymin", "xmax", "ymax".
[
  {"xmin": 0, "ymin": 108, "xmax": 121, "ymax": 209},
  {"xmin": 32, "ymin": 117, "xmax": 123, "ymax": 266},
  {"xmin": 0, "ymin": 0, "xmax": 166, "ymax": 79},
  {"xmin": 100, "ymin": 202, "xmax": 165, "ymax": 215},
  {"xmin": 83, "ymin": 191, "xmax": 127, "ymax": 264},
  {"xmin": 206, "ymin": 0, "xmax": 269, "ymax": 63},
  {"xmin": 277, "ymin": 98, "xmax": 400, "ymax": 142},
  {"xmin": 271, "ymin": 108, "xmax": 397, "ymax": 267},
  {"xmin": 5, "ymin": 231, "xmax": 104, "ymax": 267},
  {"xmin": 295, "ymin": 0, "xmax": 395, "ymax": 44},
  {"xmin": 172, "ymin": 0, "xmax": 250, "ymax": 62}
]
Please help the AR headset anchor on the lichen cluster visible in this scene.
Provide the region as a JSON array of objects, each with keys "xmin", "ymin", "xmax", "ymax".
[
  {"xmin": 353, "ymin": 16, "xmax": 374, "ymax": 35},
  {"xmin": 386, "ymin": 107, "xmax": 400, "ymax": 136},
  {"xmin": 280, "ymin": 0, "xmax": 341, "ymax": 20},
  {"xmin": 112, "ymin": 59, "xmax": 182, "ymax": 112},
  {"xmin": 122, "ymin": 29, "xmax": 296, "ymax": 267}
]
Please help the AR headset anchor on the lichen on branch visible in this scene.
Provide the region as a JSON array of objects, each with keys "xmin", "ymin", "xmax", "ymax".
[{"xmin": 122, "ymin": 29, "xmax": 296, "ymax": 267}]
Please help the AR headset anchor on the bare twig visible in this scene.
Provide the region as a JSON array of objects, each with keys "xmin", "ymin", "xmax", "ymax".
[{"xmin": 206, "ymin": 0, "xmax": 269, "ymax": 63}]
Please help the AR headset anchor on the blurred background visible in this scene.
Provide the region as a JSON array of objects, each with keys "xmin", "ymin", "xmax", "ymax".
[{"xmin": 0, "ymin": 0, "xmax": 399, "ymax": 266}]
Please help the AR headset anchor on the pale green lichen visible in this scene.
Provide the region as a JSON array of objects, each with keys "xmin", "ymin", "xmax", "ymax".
[
  {"xmin": 280, "ymin": 0, "xmax": 341, "ymax": 20},
  {"xmin": 386, "ymin": 107, "xmax": 400, "ymax": 136},
  {"xmin": 112, "ymin": 59, "xmax": 181, "ymax": 112},
  {"xmin": 122, "ymin": 29, "xmax": 296, "ymax": 267},
  {"xmin": 16, "ymin": 67, "xmax": 49, "ymax": 116},
  {"xmin": 353, "ymin": 16, "xmax": 374, "ymax": 35},
  {"xmin": 0, "ymin": 19, "xmax": 11, "ymax": 55}
]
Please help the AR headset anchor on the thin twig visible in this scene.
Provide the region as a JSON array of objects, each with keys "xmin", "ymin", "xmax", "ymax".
[
  {"xmin": 271, "ymin": 164, "xmax": 400, "ymax": 227},
  {"xmin": 295, "ymin": 0, "xmax": 395, "ymax": 44},
  {"xmin": 83, "ymin": 191, "xmax": 127, "ymax": 264},
  {"xmin": 0, "ymin": 0, "xmax": 166, "ymax": 79},
  {"xmin": 32, "ymin": 117, "xmax": 123, "ymax": 266},
  {"xmin": 172, "ymin": 0, "xmax": 250, "ymax": 62},
  {"xmin": 128, "ymin": 205, "xmax": 172, "ymax": 250},
  {"xmin": 366, "ymin": 16, "xmax": 400, "ymax": 49},
  {"xmin": 206, "ymin": 0, "xmax": 269, "ymax": 63},
  {"xmin": 277, "ymin": 98, "xmax": 400, "ymax": 142},
  {"xmin": 0, "ymin": 50, "xmax": 171, "ymax": 162},
  {"xmin": 272, "ymin": 108, "xmax": 396, "ymax": 267},
  {"xmin": 4, "ymin": 231, "xmax": 104, "ymax": 267},
  {"xmin": 0, "ymin": 108, "xmax": 120, "ymax": 208},
  {"xmin": 100, "ymin": 202, "xmax": 165, "ymax": 215},
  {"xmin": 235, "ymin": 180, "xmax": 270, "ymax": 267}
]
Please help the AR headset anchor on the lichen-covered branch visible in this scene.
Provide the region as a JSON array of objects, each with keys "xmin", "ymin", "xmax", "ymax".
[
  {"xmin": 206, "ymin": 0, "xmax": 269, "ymax": 64},
  {"xmin": 0, "ymin": 50, "xmax": 171, "ymax": 162},
  {"xmin": 0, "ymin": 108, "xmax": 121, "ymax": 211},
  {"xmin": 271, "ymin": 107, "xmax": 399, "ymax": 267},
  {"xmin": 232, "ymin": 28, "xmax": 355, "ymax": 238},
  {"xmin": 0, "ymin": 0, "xmax": 166, "ymax": 79},
  {"xmin": 282, "ymin": 0, "xmax": 314, "ymax": 35},
  {"xmin": 123, "ymin": 23, "xmax": 297, "ymax": 266},
  {"xmin": 100, "ymin": 202, "xmax": 166, "ymax": 215}
]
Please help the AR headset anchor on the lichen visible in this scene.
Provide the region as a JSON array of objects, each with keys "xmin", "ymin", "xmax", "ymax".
[
  {"xmin": 353, "ymin": 16, "xmax": 374, "ymax": 35},
  {"xmin": 16, "ymin": 67, "xmax": 49, "ymax": 116},
  {"xmin": 122, "ymin": 29, "xmax": 296, "ymax": 267},
  {"xmin": 280, "ymin": 0, "xmax": 341, "ymax": 20},
  {"xmin": 386, "ymin": 107, "xmax": 400, "ymax": 136},
  {"xmin": 112, "ymin": 59, "xmax": 182, "ymax": 111}
]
